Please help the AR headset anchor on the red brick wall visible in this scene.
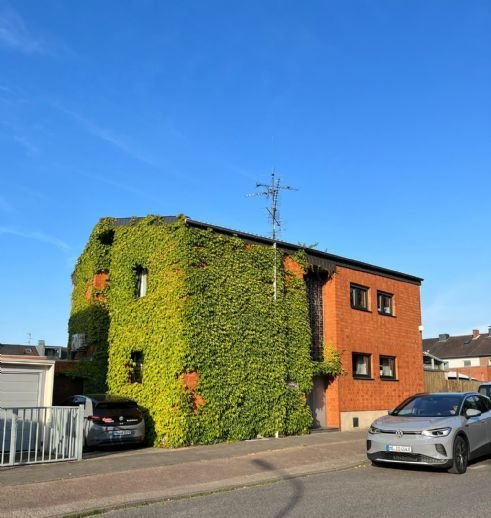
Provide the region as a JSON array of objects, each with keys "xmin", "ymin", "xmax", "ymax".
[
  {"xmin": 453, "ymin": 364, "xmax": 491, "ymax": 382},
  {"xmin": 325, "ymin": 266, "xmax": 424, "ymax": 427}
]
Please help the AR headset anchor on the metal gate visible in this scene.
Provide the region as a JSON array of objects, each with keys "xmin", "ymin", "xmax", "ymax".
[{"xmin": 0, "ymin": 406, "xmax": 84, "ymax": 466}]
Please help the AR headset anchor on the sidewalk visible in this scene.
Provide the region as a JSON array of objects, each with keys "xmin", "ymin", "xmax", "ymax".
[{"xmin": 0, "ymin": 429, "xmax": 368, "ymax": 517}]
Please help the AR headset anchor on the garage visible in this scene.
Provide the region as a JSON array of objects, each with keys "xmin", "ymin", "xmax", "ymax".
[
  {"xmin": 0, "ymin": 370, "xmax": 43, "ymax": 407},
  {"xmin": 0, "ymin": 355, "xmax": 54, "ymax": 408}
]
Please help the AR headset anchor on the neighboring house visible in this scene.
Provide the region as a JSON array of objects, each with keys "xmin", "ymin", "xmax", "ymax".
[
  {"xmin": 36, "ymin": 340, "xmax": 68, "ymax": 360},
  {"xmin": 0, "ymin": 344, "xmax": 54, "ymax": 407},
  {"xmin": 69, "ymin": 215, "xmax": 424, "ymax": 444},
  {"xmin": 423, "ymin": 351, "xmax": 446, "ymax": 371},
  {"xmin": 423, "ymin": 328, "xmax": 491, "ymax": 382}
]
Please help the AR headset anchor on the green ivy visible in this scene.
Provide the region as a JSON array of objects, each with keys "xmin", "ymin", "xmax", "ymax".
[{"xmin": 69, "ymin": 216, "xmax": 342, "ymax": 447}]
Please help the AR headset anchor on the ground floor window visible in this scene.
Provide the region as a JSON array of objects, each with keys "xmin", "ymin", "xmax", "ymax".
[
  {"xmin": 380, "ymin": 355, "xmax": 396, "ymax": 379},
  {"xmin": 129, "ymin": 351, "xmax": 144, "ymax": 383},
  {"xmin": 352, "ymin": 353, "xmax": 371, "ymax": 378}
]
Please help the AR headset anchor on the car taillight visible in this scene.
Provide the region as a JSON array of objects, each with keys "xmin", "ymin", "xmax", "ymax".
[{"xmin": 88, "ymin": 416, "xmax": 115, "ymax": 424}]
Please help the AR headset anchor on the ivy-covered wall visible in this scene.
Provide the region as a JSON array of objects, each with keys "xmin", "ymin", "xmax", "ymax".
[{"xmin": 69, "ymin": 215, "xmax": 334, "ymax": 447}]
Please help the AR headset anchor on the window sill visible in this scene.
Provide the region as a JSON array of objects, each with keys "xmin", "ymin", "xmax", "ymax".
[
  {"xmin": 351, "ymin": 306, "xmax": 371, "ymax": 313},
  {"xmin": 380, "ymin": 377, "xmax": 399, "ymax": 382},
  {"xmin": 353, "ymin": 376, "xmax": 374, "ymax": 381},
  {"xmin": 377, "ymin": 312, "xmax": 396, "ymax": 318}
]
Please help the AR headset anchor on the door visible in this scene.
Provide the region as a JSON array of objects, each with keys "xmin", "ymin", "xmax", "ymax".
[
  {"xmin": 462, "ymin": 395, "xmax": 488, "ymax": 456},
  {"xmin": 0, "ymin": 369, "xmax": 43, "ymax": 454},
  {"xmin": 0, "ymin": 371, "xmax": 42, "ymax": 407},
  {"xmin": 308, "ymin": 376, "xmax": 327, "ymax": 428}
]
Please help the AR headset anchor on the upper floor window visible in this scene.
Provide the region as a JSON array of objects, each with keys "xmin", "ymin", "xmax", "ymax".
[
  {"xmin": 306, "ymin": 271, "xmax": 327, "ymax": 361},
  {"xmin": 380, "ymin": 355, "xmax": 396, "ymax": 379},
  {"xmin": 134, "ymin": 266, "xmax": 148, "ymax": 298},
  {"xmin": 350, "ymin": 284, "xmax": 369, "ymax": 311},
  {"xmin": 377, "ymin": 291, "xmax": 393, "ymax": 316},
  {"xmin": 352, "ymin": 352, "xmax": 371, "ymax": 379}
]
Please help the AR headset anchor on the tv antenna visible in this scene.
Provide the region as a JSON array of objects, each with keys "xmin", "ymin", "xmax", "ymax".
[
  {"xmin": 251, "ymin": 170, "xmax": 297, "ymax": 240},
  {"xmin": 249, "ymin": 171, "xmax": 298, "ymax": 299}
]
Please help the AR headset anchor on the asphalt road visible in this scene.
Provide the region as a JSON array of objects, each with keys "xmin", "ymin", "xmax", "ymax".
[{"xmin": 101, "ymin": 457, "xmax": 491, "ymax": 518}]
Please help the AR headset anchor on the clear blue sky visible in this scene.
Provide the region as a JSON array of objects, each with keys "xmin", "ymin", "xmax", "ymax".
[{"xmin": 1, "ymin": 0, "xmax": 490, "ymax": 346}]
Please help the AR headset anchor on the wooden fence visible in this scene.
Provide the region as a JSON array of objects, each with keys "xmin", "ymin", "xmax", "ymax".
[{"xmin": 424, "ymin": 370, "xmax": 481, "ymax": 393}]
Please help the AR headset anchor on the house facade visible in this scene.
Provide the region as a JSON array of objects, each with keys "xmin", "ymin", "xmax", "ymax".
[
  {"xmin": 423, "ymin": 328, "xmax": 491, "ymax": 382},
  {"xmin": 69, "ymin": 215, "xmax": 424, "ymax": 444}
]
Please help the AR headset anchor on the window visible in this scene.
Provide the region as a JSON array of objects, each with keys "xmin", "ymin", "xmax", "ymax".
[
  {"xmin": 352, "ymin": 353, "xmax": 371, "ymax": 378},
  {"xmin": 129, "ymin": 351, "xmax": 144, "ymax": 383},
  {"xmin": 350, "ymin": 284, "xmax": 369, "ymax": 311},
  {"xmin": 98, "ymin": 229, "xmax": 115, "ymax": 246},
  {"xmin": 134, "ymin": 266, "xmax": 148, "ymax": 298},
  {"xmin": 377, "ymin": 291, "xmax": 393, "ymax": 316},
  {"xmin": 461, "ymin": 395, "xmax": 480, "ymax": 415},
  {"xmin": 305, "ymin": 271, "xmax": 327, "ymax": 361},
  {"xmin": 463, "ymin": 360, "xmax": 471, "ymax": 367},
  {"xmin": 380, "ymin": 356, "xmax": 396, "ymax": 379}
]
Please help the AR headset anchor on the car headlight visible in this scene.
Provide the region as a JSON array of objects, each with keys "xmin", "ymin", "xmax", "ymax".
[
  {"xmin": 421, "ymin": 427, "xmax": 452, "ymax": 437},
  {"xmin": 368, "ymin": 425, "xmax": 381, "ymax": 434}
]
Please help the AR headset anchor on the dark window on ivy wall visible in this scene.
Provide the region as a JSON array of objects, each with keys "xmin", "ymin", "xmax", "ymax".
[
  {"xmin": 129, "ymin": 351, "xmax": 144, "ymax": 383},
  {"xmin": 305, "ymin": 270, "xmax": 327, "ymax": 361},
  {"xmin": 98, "ymin": 229, "xmax": 115, "ymax": 246},
  {"xmin": 134, "ymin": 266, "xmax": 148, "ymax": 298}
]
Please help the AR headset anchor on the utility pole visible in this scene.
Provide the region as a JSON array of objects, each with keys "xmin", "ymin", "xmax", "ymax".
[{"xmin": 250, "ymin": 171, "xmax": 297, "ymax": 299}]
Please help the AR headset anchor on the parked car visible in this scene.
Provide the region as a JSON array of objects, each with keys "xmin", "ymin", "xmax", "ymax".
[
  {"xmin": 367, "ymin": 392, "xmax": 491, "ymax": 474},
  {"xmin": 478, "ymin": 382, "xmax": 491, "ymax": 398},
  {"xmin": 61, "ymin": 394, "xmax": 145, "ymax": 449}
]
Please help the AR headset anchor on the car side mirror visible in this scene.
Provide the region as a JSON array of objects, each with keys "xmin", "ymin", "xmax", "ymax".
[{"xmin": 465, "ymin": 408, "xmax": 481, "ymax": 418}]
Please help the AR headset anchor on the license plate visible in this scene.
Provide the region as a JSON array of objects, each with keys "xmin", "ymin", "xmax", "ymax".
[
  {"xmin": 111, "ymin": 430, "xmax": 132, "ymax": 436},
  {"xmin": 386, "ymin": 444, "xmax": 412, "ymax": 453}
]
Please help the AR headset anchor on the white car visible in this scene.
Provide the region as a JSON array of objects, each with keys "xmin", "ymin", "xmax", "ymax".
[{"xmin": 367, "ymin": 392, "xmax": 491, "ymax": 474}]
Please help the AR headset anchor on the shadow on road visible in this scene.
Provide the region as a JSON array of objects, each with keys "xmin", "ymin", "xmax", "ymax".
[{"xmin": 251, "ymin": 458, "xmax": 303, "ymax": 518}]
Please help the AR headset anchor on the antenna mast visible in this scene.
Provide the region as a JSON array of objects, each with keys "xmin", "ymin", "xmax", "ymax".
[{"xmin": 250, "ymin": 171, "xmax": 297, "ymax": 299}]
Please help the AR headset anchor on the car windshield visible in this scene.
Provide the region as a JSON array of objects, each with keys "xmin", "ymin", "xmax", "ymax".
[{"xmin": 391, "ymin": 395, "xmax": 463, "ymax": 417}]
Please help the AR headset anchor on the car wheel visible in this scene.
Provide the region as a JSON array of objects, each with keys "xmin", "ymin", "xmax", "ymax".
[{"xmin": 449, "ymin": 435, "xmax": 468, "ymax": 474}]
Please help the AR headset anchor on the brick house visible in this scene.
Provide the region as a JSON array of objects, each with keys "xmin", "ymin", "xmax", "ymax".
[
  {"xmin": 321, "ymin": 262, "xmax": 424, "ymax": 429},
  {"xmin": 423, "ymin": 328, "xmax": 491, "ymax": 382},
  {"xmin": 70, "ymin": 215, "xmax": 424, "ymax": 441}
]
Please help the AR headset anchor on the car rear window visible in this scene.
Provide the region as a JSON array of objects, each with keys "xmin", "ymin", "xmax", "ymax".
[
  {"xmin": 479, "ymin": 385, "xmax": 491, "ymax": 398},
  {"xmin": 94, "ymin": 401, "xmax": 139, "ymax": 415}
]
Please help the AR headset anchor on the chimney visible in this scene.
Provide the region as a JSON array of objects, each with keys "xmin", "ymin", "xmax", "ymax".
[
  {"xmin": 37, "ymin": 339, "xmax": 46, "ymax": 356},
  {"xmin": 438, "ymin": 333, "xmax": 450, "ymax": 342},
  {"xmin": 488, "ymin": 326, "xmax": 491, "ymax": 337},
  {"xmin": 472, "ymin": 329, "xmax": 480, "ymax": 339}
]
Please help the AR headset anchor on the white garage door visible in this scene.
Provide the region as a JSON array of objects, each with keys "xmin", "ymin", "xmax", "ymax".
[{"xmin": 0, "ymin": 371, "xmax": 41, "ymax": 407}]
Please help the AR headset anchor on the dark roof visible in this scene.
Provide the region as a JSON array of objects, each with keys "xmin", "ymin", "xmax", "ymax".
[
  {"xmin": 109, "ymin": 215, "xmax": 423, "ymax": 285},
  {"xmin": 423, "ymin": 332, "xmax": 491, "ymax": 359},
  {"xmin": 0, "ymin": 344, "xmax": 40, "ymax": 356}
]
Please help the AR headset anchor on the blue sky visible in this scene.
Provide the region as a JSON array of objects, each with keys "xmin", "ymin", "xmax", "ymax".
[{"xmin": 1, "ymin": 0, "xmax": 490, "ymax": 346}]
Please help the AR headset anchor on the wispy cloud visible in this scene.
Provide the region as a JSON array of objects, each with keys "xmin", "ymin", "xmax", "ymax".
[
  {"xmin": 13, "ymin": 134, "xmax": 38, "ymax": 154},
  {"xmin": 52, "ymin": 103, "xmax": 163, "ymax": 168},
  {"xmin": 0, "ymin": 2, "xmax": 45, "ymax": 54},
  {"xmin": 0, "ymin": 226, "xmax": 70, "ymax": 253}
]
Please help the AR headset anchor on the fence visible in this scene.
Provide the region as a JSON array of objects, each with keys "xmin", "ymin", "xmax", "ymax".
[
  {"xmin": 0, "ymin": 406, "xmax": 84, "ymax": 467},
  {"xmin": 424, "ymin": 370, "xmax": 481, "ymax": 393}
]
